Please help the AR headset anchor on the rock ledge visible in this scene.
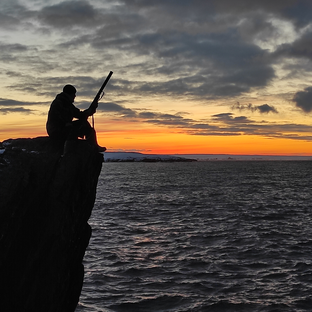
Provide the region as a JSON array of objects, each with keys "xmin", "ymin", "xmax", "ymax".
[{"xmin": 0, "ymin": 137, "xmax": 103, "ymax": 312}]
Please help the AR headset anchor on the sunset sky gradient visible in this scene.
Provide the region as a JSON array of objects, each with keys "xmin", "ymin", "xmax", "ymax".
[{"xmin": 1, "ymin": 0, "xmax": 312, "ymax": 155}]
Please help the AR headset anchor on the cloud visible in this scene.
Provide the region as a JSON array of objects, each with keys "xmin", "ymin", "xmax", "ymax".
[
  {"xmin": 2, "ymin": 43, "xmax": 28, "ymax": 52},
  {"xmin": 257, "ymin": 104, "xmax": 278, "ymax": 114},
  {"xmin": 96, "ymin": 102, "xmax": 136, "ymax": 117},
  {"xmin": 0, "ymin": 1, "xmax": 29, "ymax": 29},
  {"xmin": 4, "ymin": 74, "xmax": 115, "ymax": 99},
  {"xmin": 120, "ymin": 0, "xmax": 293, "ymax": 15},
  {"xmin": 145, "ymin": 113, "xmax": 194, "ymax": 127},
  {"xmin": 96, "ymin": 102, "xmax": 128, "ymax": 112},
  {"xmin": 94, "ymin": 102, "xmax": 198, "ymax": 127},
  {"xmin": 292, "ymin": 87, "xmax": 312, "ymax": 113},
  {"xmin": 280, "ymin": 1, "xmax": 312, "ymax": 28},
  {"xmin": 43, "ymin": 2, "xmax": 275, "ymax": 100},
  {"xmin": 196, "ymin": 112, "xmax": 312, "ymax": 140},
  {"xmin": 274, "ymin": 31, "xmax": 312, "ymax": 61},
  {"xmin": 120, "ymin": 0, "xmax": 312, "ymax": 31},
  {"xmin": 120, "ymin": 31, "xmax": 275, "ymax": 97},
  {"xmin": 0, "ymin": 98, "xmax": 38, "ymax": 106},
  {"xmin": 212, "ymin": 113, "xmax": 254, "ymax": 124},
  {"xmin": 232, "ymin": 103, "xmax": 278, "ymax": 114},
  {"xmin": 0, "ymin": 12, "xmax": 20, "ymax": 29},
  {"xmin": 0, "ymin": 107, "xmax": 34, "ymax": 115},
  {"xmin": 99, "ymin": 105, "xmax": 196, "ymax": 126},
  {"xmin": 0, "ymin": 98, "xmax": 46, "ymax": 115},
  {"xmin": 38, "ymin": 1, "xmax": 101, "ymax": 28}
]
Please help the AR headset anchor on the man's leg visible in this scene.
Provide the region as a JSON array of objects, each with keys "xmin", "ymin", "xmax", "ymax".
[
  {"xmin": 73, "ymin": 120, "xmax": 106, "ymax": 152},
  {"xmin": 85, "ymin": 127, "xmax": 106, "ymax": 152}
]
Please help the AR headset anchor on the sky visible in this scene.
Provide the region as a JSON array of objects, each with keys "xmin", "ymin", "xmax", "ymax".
[{"xmin": 1, "ymin": 0, "xmax": 312, "ymax": 155}]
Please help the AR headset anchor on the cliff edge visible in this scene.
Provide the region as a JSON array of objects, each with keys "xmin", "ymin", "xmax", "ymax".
[{"xmin": 0, "ymin": 137, "xmax": 103, "ymax": 312}]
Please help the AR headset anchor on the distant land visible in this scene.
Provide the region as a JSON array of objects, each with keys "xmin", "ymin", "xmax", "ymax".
[
  {"xmin": 175, "ymin": 154, "xmax": 312, "ymax": 161},
  {"xmin": 103, "ymin": 152, "xmax": 312, "ymax": 162},
  {"xmin": 103, "ymin": 152, "xmax": 196, "ymax": 162}
]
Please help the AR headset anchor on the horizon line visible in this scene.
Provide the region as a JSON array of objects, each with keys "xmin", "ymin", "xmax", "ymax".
[{"xmin": 105, "ymin": 151, "xmax": 312, "ymax": 158}]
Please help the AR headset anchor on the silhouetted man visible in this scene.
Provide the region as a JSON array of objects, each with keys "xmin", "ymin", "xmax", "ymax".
[{"xmin": 46, "ymin": 84, "xmax": 106, "ymax": 152}]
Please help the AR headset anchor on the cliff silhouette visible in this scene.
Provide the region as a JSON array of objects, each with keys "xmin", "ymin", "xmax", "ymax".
[{"xmin": 0, "ymin": 137, "xmax": 103, "ymax": 312}]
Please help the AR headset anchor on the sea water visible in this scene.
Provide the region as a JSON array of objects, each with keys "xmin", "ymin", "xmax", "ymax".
[{"xmin": 76, "ymin": 161, "xmax": 312, "ymax": 312}]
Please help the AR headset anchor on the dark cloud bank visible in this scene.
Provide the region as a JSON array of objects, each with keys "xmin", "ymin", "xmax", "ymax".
[{"xmin": 2, "ymin": 0, "xmax": 312, "ymax": 99}]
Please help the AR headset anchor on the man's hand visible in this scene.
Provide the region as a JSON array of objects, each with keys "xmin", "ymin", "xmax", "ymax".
[
  {"xmin": 87, "ymin": 101, "xmax": 98, "ymax": 116},
  {"xmin": 91, "ymin": 100, "xmax": 98, "ymax": 109}
]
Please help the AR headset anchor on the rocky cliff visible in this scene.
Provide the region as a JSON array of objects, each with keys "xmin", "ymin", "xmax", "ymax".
[{"xmin": 0, "ymin": 137, "xmax": 103, "ymax": 312}]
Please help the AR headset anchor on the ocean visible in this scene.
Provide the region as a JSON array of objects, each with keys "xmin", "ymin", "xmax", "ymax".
[{"xmin": 75, "ymin": 161, "xmax": 312, "ymax": 312}]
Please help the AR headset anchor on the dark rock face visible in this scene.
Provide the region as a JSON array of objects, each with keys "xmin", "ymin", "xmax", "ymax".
[{"xmin": 0, "ymin": 137, "xmax": 103, "ymax": 312}]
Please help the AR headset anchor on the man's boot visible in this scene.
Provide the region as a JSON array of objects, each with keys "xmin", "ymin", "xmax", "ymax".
[{"xmin": 86, "ymin": 128, "xmax": 106, "ymax": 152}]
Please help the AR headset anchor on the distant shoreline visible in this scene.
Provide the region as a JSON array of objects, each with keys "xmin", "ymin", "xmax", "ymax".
[
  {"xmin": 104, "ymin": 152, "xmax": 311, "ymax": 162},
  {"xmin": 174, "ymin": 154, "xmax": 312, "ymax": 161}
]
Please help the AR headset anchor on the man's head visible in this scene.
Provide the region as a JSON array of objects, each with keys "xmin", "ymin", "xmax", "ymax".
[
  {"xmin": 63, "ymin": 84, "xmax": 76, "ymax": 95},
  {"xmin": 63, "ymin": 84, "xmax": 76, "ymax": 102}
]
